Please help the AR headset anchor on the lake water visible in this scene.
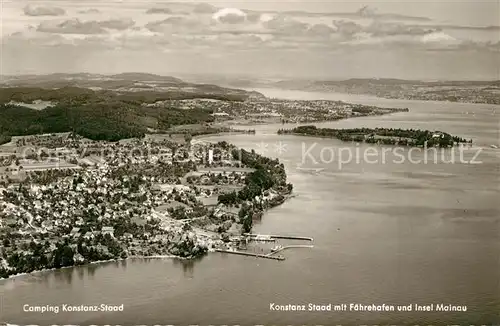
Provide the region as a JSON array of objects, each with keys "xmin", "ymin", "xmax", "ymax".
[{"xmin": 1, "ymin": 90, "xmax": 499, "ymax": 325}]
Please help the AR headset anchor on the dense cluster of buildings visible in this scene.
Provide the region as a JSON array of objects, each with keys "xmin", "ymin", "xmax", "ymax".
[
  {"xmin": 0, "ymin": 133, "xmax": 267, "ymax": 277},
  {"xmin": 140, "ymin": 98, "xmax": 400, "ymax": 124}
]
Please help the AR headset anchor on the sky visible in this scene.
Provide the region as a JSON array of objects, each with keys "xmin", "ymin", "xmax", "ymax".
[{"xmin": 1, "ymin": 0, "xmax": 499, "ymax": 80}]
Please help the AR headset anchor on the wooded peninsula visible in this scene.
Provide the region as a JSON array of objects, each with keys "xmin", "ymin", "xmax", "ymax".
[{"xmin": 278, "ymin": 126, "xmax": 472, "ymax": 147}]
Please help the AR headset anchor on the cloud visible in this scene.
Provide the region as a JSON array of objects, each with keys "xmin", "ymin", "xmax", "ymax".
[
  {"xmin": 193, "ymin": 3, "xmax": 218, "ymax": 14},
  {"xmin": 269, "ymin": 6, "xmax": 431, "ymax": 22},
  {"xmin": 486, "ymin": 41, "xmax": 500, "ymax": 51},
  {"xmin": 245, "ymin": 11, "xmax": 262, "ymax": 23},
  {"xmin": 366, "ymin": 22, "xmax": 435, "ymax": 36},
  {"xmin": 6, "ymin": 30, "xmax": 70, "ymax": 47},
  {"xmin": 354, "ymin": 6, "xmax": 431, "ymax": 22},
  {"xmin": 37, "ymin": 19, "xmax": 105, "ymax": 34},
  {"xmin": 23, "ymin": 5, "xmax": 65, "ymax": 16},
  {"xmin": 332, "ymin": 20, "xmax": 436, "ymax": 39},
  {"xmin": 145, "ymin": 3, "xmax": 215, "ymax": 15},
  {"xmin": 409, "ymin": 24, "xmax": 500, "ymax": 32},
  {"xmin": 422, "ymin": 39, "xmax": 499, "ymax": 52},
  {"xmin": 260, "ymin": 14, "xmax": 275, "ymax": 23},
  {"xmin": 219, "ymin": 14, "xmax": 246, "ymax": 24},
  {"xmin": 263, "ymin": 15, "xmax": 309, "ymax": 35},
  {"xmin": 342, "ymin": 30, "xmax": 462, "ymax": 52},
  {"xmin": 209, "ymin": 33, "xmax": 268, "ymax": 49},
  {"xmin": 332, "ymin": 20, "xmax": 363, "ymax": 37},
  {"xmin": 420, "ymin": 31, "xmax": 457, "ymax": 44},
  {"xmin": 145, "ymin": 17, "xmax": 204, "ymax": 33},
  {"xmin": 6, "ymin": 26, "xmax": 167, "ymax": 52},
  {"xmin": 36, "ymin": 18, "xmax": 135, "ymax": 35},
  {"xmin": 356, "ymin": 6, "xmax": 376, "ymax": 17},
  {"xmin": 5, "ymin": 1, "xmax": 496, "ymax": 60},
  {"xmin": 99, "ymin": 19, "xmax": 135, "ymax": 30},
  {"xmin": 146, "ymin": 8, "xmax": 173, "ymax": 14},
  {"xmin": 98, "ymin": 28, "xmax": 168, "ymax": 50},
  {"xmin": 306, "ymin": 24, "xmax": 336, "ymax": 37},
  {"xmin": 213, "ymin": 8, "xmax": 247, "ymax": 24},
  {"xmin": 78, "ymin": 9, "xmax": 101, "ymax": 14}
]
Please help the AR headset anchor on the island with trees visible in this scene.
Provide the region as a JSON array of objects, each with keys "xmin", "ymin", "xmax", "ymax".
[{"xmin": 278, "ymin": 125, "xmax": 472, "ymax": 147}]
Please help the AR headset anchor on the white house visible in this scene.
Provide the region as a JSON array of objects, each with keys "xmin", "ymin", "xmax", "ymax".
[{"xmin": 102, "ymin": 226, "xmax": 115, "ymax": 237}]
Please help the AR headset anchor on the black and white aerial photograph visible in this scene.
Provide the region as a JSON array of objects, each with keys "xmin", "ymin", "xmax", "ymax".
[{"xmin": 0, "ymin": 0, "xmax": 499, "ymax": 325}]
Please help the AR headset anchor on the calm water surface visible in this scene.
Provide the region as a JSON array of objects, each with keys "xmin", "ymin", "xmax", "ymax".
[{"xmin": 1, "ymin": 90, "xmax": 499, "ymax": 325}]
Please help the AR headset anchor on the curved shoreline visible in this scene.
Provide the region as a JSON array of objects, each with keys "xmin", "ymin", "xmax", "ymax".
[
  {"xmin": 1, "ymin": 255, "xmax": 192, "ymax": 281},
  {"xmin": 1, "ymin": 135, "xmax": 295, "ymax": 281},
  {"xmin": 1, "ymin": 191, "xmax": 298, "ymax": 281}
]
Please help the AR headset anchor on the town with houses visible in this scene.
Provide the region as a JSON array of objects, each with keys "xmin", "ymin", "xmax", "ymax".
[
  {"xmin": 0, "ymin": 131, "xmax": 292, "ymax": 278},
  {"xmin": 147, "ymin": 98, "xmax": 409, "ymax": 125}
]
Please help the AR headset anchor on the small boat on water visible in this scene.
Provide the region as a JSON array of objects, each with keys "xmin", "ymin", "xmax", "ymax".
[
  {"xmin": 296, "ymin": 165, "xmax": 325, "ymax": 174},
  {"xmin": 254, "ymin": 234, "xmax": 273, "ymax": 241},
  {"xmin": 490, "ymin": 145, "xmax": 498, "ymax": 149},
  {"xmin": 271, "ymin": 245, "xmax": 283, "ymax": 253}
]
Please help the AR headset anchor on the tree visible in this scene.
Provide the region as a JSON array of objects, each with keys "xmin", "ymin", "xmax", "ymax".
[
  {"xmin": 218, "ymin": 191, "xmax": 238, "ymax": 206},
  {"xmin": 241, "ymin": 215, "xmax": 252, "ymax": 234},
  {"xmin": 53, "ymin": 243, "xmax": 74, "ymax": 268}
]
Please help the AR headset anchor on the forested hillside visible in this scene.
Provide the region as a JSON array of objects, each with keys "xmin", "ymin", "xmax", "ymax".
[{"xmin": 0, "ymin": 87, "xmax": 225, "ymax": 143}]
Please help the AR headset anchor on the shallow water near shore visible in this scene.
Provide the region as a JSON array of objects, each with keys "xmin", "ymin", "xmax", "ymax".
[{"xmin": 1, "ymin": 90, "xmax": 499, "ymax": 325}]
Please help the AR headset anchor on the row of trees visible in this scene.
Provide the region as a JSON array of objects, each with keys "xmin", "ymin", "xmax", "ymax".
[
  {"xmin": 0, "ymin": 86, "xmax": 248, "ymax": 106},
  {"xmin": 1, "ymin": 240, "xmax": 75, "ymax": 277},
  {"xmin": 0, "ymin": 233, "xmax": 127, "ymax": 279},
  {"xmin": 216, "ymin": 145, "xmax": 291, "ymax": 233}
]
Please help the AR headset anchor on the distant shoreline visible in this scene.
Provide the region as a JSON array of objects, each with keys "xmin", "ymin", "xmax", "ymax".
[{"xmin": 246, "ymin": 81, "xmax": 500, "ymax": 105}]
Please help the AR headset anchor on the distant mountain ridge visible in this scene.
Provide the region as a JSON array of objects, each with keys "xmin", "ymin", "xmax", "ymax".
[
  {"xmin": 276, "ymin": 78, "xmax": 500, "ymax": 104},
  {"xmin": 1, "ymin": 72, "xmax": 183, "ymax": 84},
  {"xmin": 187, "ymin": 75, "xmax": 500, "ymax": 105},
  {"xmin": 265, "ymin": 78, "xmax": 500, "ymax": 89},
  {"xmin": 309, "ymin": 78, "xmax": 500, "ymax": 87},
  {"xmin": 176, "ymin": 75, "xmax": 500, "ymax": 90},
  {"xmin": 109, "ymin": 72, "xmax": 184, "ymax": 83},
  {"xmin": 0, "ymin": 73, "xmax": 265, "ymax": 100}
]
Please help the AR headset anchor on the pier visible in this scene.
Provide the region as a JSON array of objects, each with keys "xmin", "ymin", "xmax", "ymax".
[
  {"xmin": 216, "ymin": 233, "xmax": 314, "ymax": 261},
  {"xmin": 268, "ymin": 245, "xmax": 314, "ymax": 256},
  {"xmin": 244, "ymin": 233, "xmax": 314, "ymax": 241},
  {"xmin": 215, "ymin": 249, "xmax": 285, "ymax": 261}
]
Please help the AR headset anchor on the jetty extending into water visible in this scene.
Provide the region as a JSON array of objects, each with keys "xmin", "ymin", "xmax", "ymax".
[
  {"xmin": 216, "ymin": 233, "xmax": 314, "ymax": 261},
  {"xmin": 268, "ymin": 244, "xmax": 314, "ymax": 256},
  {"xmin": 244, "ymin": 233, "xmax": 314, "ymax": 241},
  {"xmin": 215, "ymin": 249, "xmax": 285, "ymax": 261}
]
